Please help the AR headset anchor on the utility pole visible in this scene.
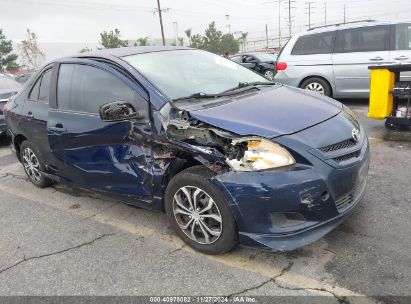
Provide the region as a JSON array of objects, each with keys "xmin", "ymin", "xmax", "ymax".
[
  {"xmin": 324, "ymin": 2, "xmax": 327, "ymax": 26},
  {"xmin": 288, "ymin": 0, "xmax": 292, "ymax": 37},
  {"xmin": 265, "ymin": 24, "xmax": 269, "ymax": 51},
  {"xmin": 278, "ymin": 0, "xmax": 281, "ymax": 48},
  {"xmin": 305, "ymin": 1, "xmax": 314, "ymax": 29},
  {"xmin": 343, "ymin": 4, "xmax": 346, "ymax": 24},
  {"xmin": 156, "ymin": 0, "xmax": 166, "ymax": 45}
]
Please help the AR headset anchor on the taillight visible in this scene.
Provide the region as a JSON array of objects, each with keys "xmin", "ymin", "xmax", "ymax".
[{"xmin": 276, "ymin": 62, "xmax": 287, "ymax": 71}]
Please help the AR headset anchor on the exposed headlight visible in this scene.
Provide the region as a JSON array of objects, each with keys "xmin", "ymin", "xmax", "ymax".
[{"xmin": 226, "ymin": 138, "xmax": 296, "ymax": 171}]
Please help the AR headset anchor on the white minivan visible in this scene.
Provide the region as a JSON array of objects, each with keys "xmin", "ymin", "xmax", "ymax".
[{"xmin": 275, "ymin": 20, "xmax": 411, "ymax": 98}]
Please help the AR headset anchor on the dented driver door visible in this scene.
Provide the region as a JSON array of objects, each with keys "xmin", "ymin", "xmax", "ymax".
[{"xmin": 48, "ymin": 60, "xmax": 153, "ymax": 203}]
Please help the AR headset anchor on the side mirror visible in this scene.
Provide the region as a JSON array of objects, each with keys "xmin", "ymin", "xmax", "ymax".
[{"xmin": 99, "ymin": 101, "xmax": 145, "ymax": 122}]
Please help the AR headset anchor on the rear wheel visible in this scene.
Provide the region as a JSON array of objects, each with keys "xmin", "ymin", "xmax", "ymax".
[
  {"xmin": 20, "ymin": 141, "xmax": 52, "ymax": 188},
  {"xmin": 263, "ymin": 69, "xmax": 275, "ymax": 81},
  {"xmin": 300, "ymin": 77, "xmax": 332, "ymax": 97},
  {"xmin": 165, "ymin": 166, "xmax": 238, "ymax": 255}
]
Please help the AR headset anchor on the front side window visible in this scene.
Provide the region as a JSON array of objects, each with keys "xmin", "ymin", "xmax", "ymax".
[
  {"xmin": 291, "ymin": 31, "xmax": 335, "ymax": 55},
  {"xmin": 395, "ymin": 23, "xmax": 411, "ymax": 50},
  {"xmin": 336, "ymin": 25, "xmax": 390, "ymax": 53},
  {"xmin": 57, "ymin": 64, "xmax": 144, "ymax": 114},
  {"xmin": 123, "ymin": 49, "xmax": 268, "ymax": 100}
]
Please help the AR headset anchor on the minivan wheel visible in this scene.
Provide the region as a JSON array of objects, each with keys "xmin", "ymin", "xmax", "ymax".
[
  {"xmin": 301, "ymin": 77, "xmax": 331, "ymax": 97},
  {"xmin": 263, "ymin": 69, "xmax": 275, "ymax": 81},
  {"xmin": 165, "ymin": 166, "xmax": 238, "ymax": 255},
  {"xmin": 20, "ymin": 141, "xmax": 52, "ymax": 188}
]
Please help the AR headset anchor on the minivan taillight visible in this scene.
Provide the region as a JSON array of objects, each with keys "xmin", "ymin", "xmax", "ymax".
[{"xmin": 276, "ymin": 62, "xmax": 287, "ymax": 71}]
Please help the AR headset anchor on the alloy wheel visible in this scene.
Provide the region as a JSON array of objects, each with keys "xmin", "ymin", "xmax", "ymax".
[
  {"xmin": 22, "ymin": 147, "xmax": 42, "ymax": 182},
  {"xmin": 264, "ymin": 70, "xmax": 275, "ymax": 80},
  {"xmin": 305, "ymin": 82, "xmax": 325, "ymax": 95},
  {"xmin": 172, "ymin": 186, "xmax": 223, "ymax": 245}
]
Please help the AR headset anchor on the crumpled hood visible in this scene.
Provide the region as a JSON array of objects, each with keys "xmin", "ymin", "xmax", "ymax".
[{"xmin": 188, "ymin": 85, "xmax": 342, "ymax": 138}]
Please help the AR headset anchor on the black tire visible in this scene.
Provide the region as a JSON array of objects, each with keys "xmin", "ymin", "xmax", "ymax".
[
  {"xmin": 165, "ymin": 166, "xmax": 238, "ymax": 255},
  {"xmin": 20, "ymin": 140, "xmax": 52, "ymax": 188},
  {"xmin": 300, "ymin": 77, "xmax": 332, "ymax": 97}
]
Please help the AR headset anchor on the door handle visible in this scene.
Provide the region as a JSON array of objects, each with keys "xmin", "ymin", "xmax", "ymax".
[
  {"xmin": 369, "ymin": 56, "xmax": 383, "ymax": 61},
  {"xmin": 49, "ymin": 124, "xmax": 67, "ymax": 133},
  {"xmin": 394, "ymin": 55, "xmax": 409, "ymax": 60}
]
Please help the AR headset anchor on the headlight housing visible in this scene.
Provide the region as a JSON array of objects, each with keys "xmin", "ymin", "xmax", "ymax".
[
  {"xmin": 226, "ymin": 138, "xmax": 296, "ymax": 171},
  {"xmin": 343, "ymin": 105, "xmax": 359, "ymax": 127}
]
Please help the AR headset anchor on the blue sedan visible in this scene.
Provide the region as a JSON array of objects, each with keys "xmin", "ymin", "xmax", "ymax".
[{"xmin": 4, "ymin": 47, "xmax": 369, "ymax": 254}]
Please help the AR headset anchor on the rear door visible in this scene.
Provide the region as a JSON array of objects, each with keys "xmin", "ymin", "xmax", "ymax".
[
  {"xmin": 20, "ymin": 66, "xmax": 54, "ymax": 163},
  {"xmin": 390, "ymin": 23, "xmax": 411, "ymax": 81},
  {"xmin": 48, "ymin": 60, "xmax": 153, "ymax": 202},
  {"xmin": 332, "ymin": 25, "xmax": 391, "ymax": 98}
]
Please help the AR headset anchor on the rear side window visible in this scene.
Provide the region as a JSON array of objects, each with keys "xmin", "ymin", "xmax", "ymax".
[
  {"xmin": 291, "ymin": 31, "xmax": 335, "ymax": 55},
  {"xmin": 28, "ymin": 69, "xmax": 52, "ymax": 102},
  {"xmin": 38, "ymin": 70, "xmax": 52, "ymax": 102},
  {"xmin": 335, "ymin": 25, "xmax": 390, "ymax": 53},
  {"xmin": 28, "ymin": 77, "xmax": 41, "ymax": 100},
  {"xmin": 57, "ymin": 64, "xmax": 144, "ymax": 114},
  {"xmin": 395, "ymin": 23, "xmax": 411, "ymax": 50},
  {"xmin": 230, "ymin": 56, "xmax": 242, "ymax": 63}
]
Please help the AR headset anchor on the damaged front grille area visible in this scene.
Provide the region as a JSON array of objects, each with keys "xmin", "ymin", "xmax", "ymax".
[
  {"xmin": 335, "ymin": 178, "xmax": 367, "ymax": 213},
  {"xmin": 319, "ymin": 139, "xmax": 356, "ymax": 153}
]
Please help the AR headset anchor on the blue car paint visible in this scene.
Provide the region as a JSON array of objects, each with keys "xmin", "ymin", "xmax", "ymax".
[
  {"xmin": 4, "ymin": 47, "xmax": 370, "ymax": 251},
  {"xmin": 187, "ymin": 85, "xmax": 343, "ymax": 138}
]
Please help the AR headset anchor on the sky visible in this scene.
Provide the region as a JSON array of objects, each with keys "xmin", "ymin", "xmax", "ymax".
[{"xmin": 1, "ymin": 0, "xmax": 411, "ymax": 60}]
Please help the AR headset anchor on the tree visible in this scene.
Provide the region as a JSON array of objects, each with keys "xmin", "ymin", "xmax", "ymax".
[
  {"xmin": 99, "ymin": 28, "xmax": 128, "ymax": 49},
  {"xmin": 221, "ymin": 33, "xmax": 240, "ymax": 53},
  {"xmin": 238, "ymin": 32, "xmax": 248, "ymax": 52},
  {"xmin": 177, "ymin": 37, "xmax": 184, "ymax": 46},
  {"xmin": 190, "ymin": 34, "xmax": 205, "ymax": 49},
  {"xmin": 186, "ymin": 22, "xmax": 240, "ymax": 55},
  {"xmin": 134, "ymin": 37, "xmax": 150, "ymax": 46},
  {"xmin": 0, "ymin": 29, "xmax": 19, "ymax": 72},
  {"xmin": 184, "ymin": 29, "xmax": 192, "ymax": 46},
  {"xmin": 203, "ymin": 22, "xmax": 223, "ymax": 54},
  {"xmin": 19, "ymin": 29, "xmax": 45, "ymax": 70},
  {"xmin": 79, "ymin": 46, "xmax": 92, "ymax": 53}
]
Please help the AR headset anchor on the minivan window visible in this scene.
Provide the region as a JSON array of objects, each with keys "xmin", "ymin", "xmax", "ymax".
[
  {"xmin": 38, "ymin": 70, "xmax": 52, "ymax": 102},
  {"xmin": 395, "ymin": 23, "xmax": 411, "ymax": 50},
  {"xmin": 57, "ymin": 64, "xmax": 143, "ymax": 114},
  {"xmin": 335, "ymin": 25, "xmax": 390, "ymax": 53},
  {"xmin": 291, "ymin": 31, "xmax": 335, "ymax": 55}
]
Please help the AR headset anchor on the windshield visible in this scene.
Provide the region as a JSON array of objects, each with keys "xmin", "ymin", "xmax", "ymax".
[
  {"xmin": 253, "ymin": 53, "xmax": 276, "ymax": 62},
  {"xmin": 123, "ymin": 49, "xmax": 268, "ymax": 100}
]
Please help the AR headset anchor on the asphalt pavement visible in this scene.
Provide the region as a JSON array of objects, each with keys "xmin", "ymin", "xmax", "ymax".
[{"xmin": 0, "ymin": 99, "xmax": 409, "ymax": 303}]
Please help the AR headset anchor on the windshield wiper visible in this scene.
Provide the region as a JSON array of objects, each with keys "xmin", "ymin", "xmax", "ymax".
[
  {"xmin": 172, "ymin": 82, "xmax": 277, "ymax": 102},
  {"xmin": 172, "ymin": 92, "xmax": 221, "ymax": 102},
  {"xmin": 222, "ymin": 81, "xmax": 276, "ymax": 93}
]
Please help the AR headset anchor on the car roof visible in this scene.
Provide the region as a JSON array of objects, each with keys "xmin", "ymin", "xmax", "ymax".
[
  {"xmin": 294, "ymin": 20, "xmax": 410, "ymax": 37},
  {"xmin": 75, "ymin": 46, "xmax": 192, "ymax": 59}
]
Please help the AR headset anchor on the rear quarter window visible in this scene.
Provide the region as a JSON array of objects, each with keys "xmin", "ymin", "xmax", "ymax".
[
  {"xmin": 291, "ymin": 31, "xmax": 335, "ymax": 55},
  {"xmin": 395, "ymin": 23, "xmax": 411, "ymax": 50}
]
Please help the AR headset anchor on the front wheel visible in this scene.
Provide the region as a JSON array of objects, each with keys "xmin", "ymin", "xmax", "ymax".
[
  {"xmin": 165, "ymin": 166, "xmax": 238, "ymax": 255},
  {"xmin": 300, "ymin": 77, "xmax": 332, "ymax": 97}
]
